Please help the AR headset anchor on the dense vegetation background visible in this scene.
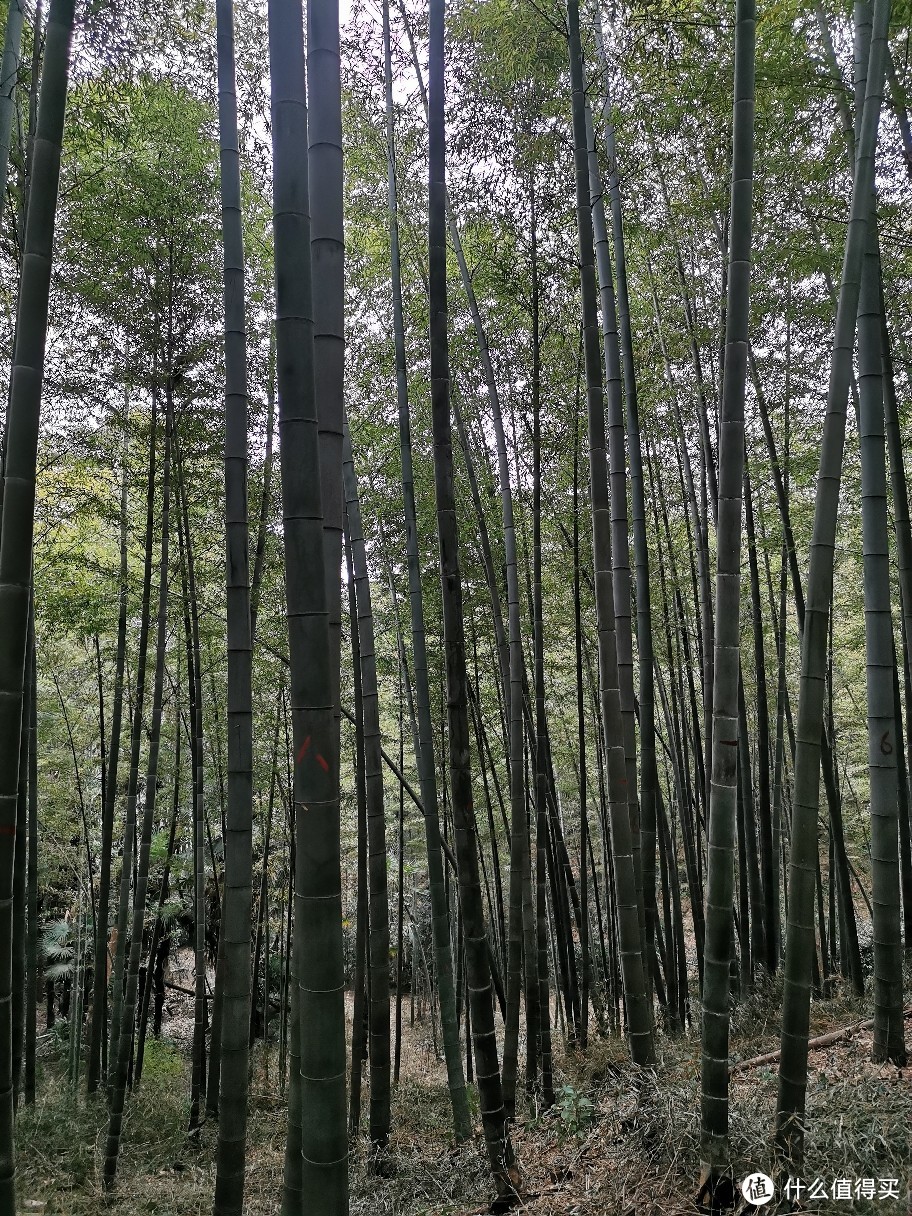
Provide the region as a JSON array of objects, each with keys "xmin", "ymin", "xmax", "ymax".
[{"xmin": 1, "ymin": 0, "xmax": 911, "ymax": 1211}]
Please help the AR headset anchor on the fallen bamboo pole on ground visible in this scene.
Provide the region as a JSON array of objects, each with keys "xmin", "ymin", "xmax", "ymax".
[
  {"xmin": 165, "ymin": 981, "xmax": 213, "ymax": 1001},
  {"xmin": 731, "ymin": 1004, "xmax": 912, "ymax": 1073}
]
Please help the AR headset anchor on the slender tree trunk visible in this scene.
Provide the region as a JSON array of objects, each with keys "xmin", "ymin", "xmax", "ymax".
[
  {"xmin": 250, "ymin": 334, "xmax": 275, "ymax": 648},
  {"xmin": 738, "ymin": 674, "xmax": 764, "ymax": 981},
  {"xmin": 342, "ymin": 421, "xmax": 392, "ymax": 1150},
  {"xmin": 278, "ymin": 723, "xmax": 294, "ymax": 1101},
  {"xmin": 586, "ymin": 91, "xmax": 644, "ymax": 970},
  {"xmin": 11, "ymin": 599, "xmax": 30, "ymax": 1110},
  {"xmin": 395, "ymin": 1, "xmax": 512, "ymax": 725},
  {"xmin": 307, "ymin": 0, "xmax": 344, "ymax": 769},
  {"xmin": 0, "ymin": 0, "xmax": 24, "ymax": 235},
  {"xmin": 104, "ymin": 403, "xmax": 172, "ymax": 1192},
  {"xmin": 776, "ymin": 0, "xmax": 889, "ymax": 1167},
  {"xmin": 750, "ymin": 350, "xmax": 864, "ymax": 993},
  {"xmin": 213, "ymin": 0, "xmax": 255, "ymax": 1199},
  {"xmin": 770, "ymin": 534, "xmax": 788, "ymax": 967},
  {"xmin": 535, "ymin": 772, "xmax": 554, "ymax": 1104},
  {"xmin": 394, "ymin": 660, "xmax": 405, "ymax": 1086},
  {"xmin": 467, "ymin": 670, "xmax": 507, "ymax": 966},
  {"xmin": 567, "ymin": 0, "xmax": 654, "ymax": 1068},
  {"xmin": 427, "ymin": 0, "xmax": 516, "ymax": 1196},
  {"xmin": 814, "ymin": 0, "xmax": 856, "ymax": 161},
  {"xmin": 528, "ymin": 169, "xmax": 547, "ymax": 1073},
  {"xmin": 698, "ymin": 0, "xmax": 756, "ymax": 1193},
  {"xmin": 594, "ymin": 19, "xmax": 660, "ymax": 1004},
  {"xmin": 346, "ymin": 521, "xmax": 368, "ymax": 1138},
  {"xmin": 108, "ymin": 397, "xmax": 159, "ymax": 1105},
  {"xmin": 89, "ymin": 463, "xmax": 129, "ymax": 1096},
  {"xmin": 497, "ymin": 301, "xmax": 531, "ymax": 1121},
  {"xmin": 24, "ymin": 620, "xmax": 36, "ymax": 1107},
  {"xmin": 424, "ymin": 56, "xmax": 530, "ymax": 1116},
  {"xmin": 0, "ymin": 21, "xmax": 75, "ymax": 1200},
  {"xmin": 268, "ymin": 2, "xmax": 348, "ymax": 1206},
  {"xmin": 744, "ymin": 461, "xmax": 775, "ymax": 972},
  {"xmin": 648, "ymin": 437, "xmax": 707, "ymax": 982},
  {"xmin": 857, "ymin": 210, "xmax": 905, "ymax": 1065},
  {"xmin": 53, "ymin": 669, "xmax": 96, "ymax": 946},
  {"xmin": 251, "ymin": 710, "xmax": 279, "ymax": 1047},
  {"xmin": 898, "ymin": 632, "xmax": 912, "ymax": 952},
  {"xmin": 207, "ymin": 886, "xmax": 226, "ymax": 1118},
  {"xmin": 175, "ymin": 452, "xmax": 208, "ymax": 1131},
  {"xmin": 882, "ymin": 269, "xmax": 912, "ymax": 954},
  {"xmin": 383, "ymin": 0, "xmax": 469, "ymax": 1143},
  {"xmin": 134, "ymin": 703, "xmax": 181, "ymax": 1086}
]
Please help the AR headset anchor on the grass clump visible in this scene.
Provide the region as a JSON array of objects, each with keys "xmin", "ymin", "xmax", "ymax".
[{"xmin": 15, "ymin": 981, "xmax": 912, "ymax": 1216}]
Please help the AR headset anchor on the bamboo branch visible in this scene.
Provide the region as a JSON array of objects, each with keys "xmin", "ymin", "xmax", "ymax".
[{"xmin": 732, "ymin": 1005, "xmax": 912, "ymax": 1073}]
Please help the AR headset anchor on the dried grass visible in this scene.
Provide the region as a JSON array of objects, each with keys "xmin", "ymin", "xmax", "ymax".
[{"xmin": 16, "ymin": 979, "xmax": 912, "ymax": 1215}]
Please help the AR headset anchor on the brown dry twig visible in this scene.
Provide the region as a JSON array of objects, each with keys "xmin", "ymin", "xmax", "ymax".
[{"xmin": 730, "ymin": 1004, "xmax": 912, "ymax": 1073}]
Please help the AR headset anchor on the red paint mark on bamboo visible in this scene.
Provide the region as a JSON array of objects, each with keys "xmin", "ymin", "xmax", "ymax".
[
  {"xmin": 316, "ymin": 753, "xmax": 329, "ymax": 772},
  {"xmin": 297, "ymin": 736, "xmax": 311, "ymax": 764},
  {"xmin": 0, "ymin": 825, "xmax": 15, "ymax": 835}
]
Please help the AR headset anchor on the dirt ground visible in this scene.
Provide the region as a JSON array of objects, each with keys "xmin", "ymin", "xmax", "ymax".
[{"xmin": 16, "ymin": 975, "xmax": 912, "ymax": 1216}]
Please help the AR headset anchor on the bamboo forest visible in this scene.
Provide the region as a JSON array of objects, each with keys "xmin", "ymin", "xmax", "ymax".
[{"xmin": 2, "ymin": 0, "xmax": 912, "ymax": 1211}]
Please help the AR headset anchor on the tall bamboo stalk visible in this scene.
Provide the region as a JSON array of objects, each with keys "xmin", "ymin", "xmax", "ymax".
[
  {"xmin": 857, "ymin": 209, "xmax": 905, "ymax": 1065},
  {"xmin": 698, "ymin": 0, "xmax": 756, "ymax": 1191},
  {"xmin": 88, "ymin": 461, "xmax": 129, "ymax": 1095},
  {"xmin": 585, "ymin": 94, "xmax": 644, "ymax": 972},
  {"xmin": 23, "ymin": 619, "xmax": 36, "ymax": 1107},
  {"xmin": 0, "ymin": 0, "xmax": 75, "ymax": 1202},
  {"xmin": 594, "ymin": 18, "xmax": 660, "ymax": 994},
  {"xmin": 103, "ymin": 403, "xmax": 172, "ymax": 1193},
  {"xmin": 427, "ymin": 0, "xmax": 516, "ymax": 1196},
  {"xmin": 0, "ymin": 0, "xmax": 24, "ymax": 234},
  {"xmin": 342, "ymin": 420, "xmax": 391, "ymax": 1149},
  {"xmin": 108, "ymin": 394, "xmax": 158, "ymax": 1105},
  {"xmin": 307, "ymin": 0, "xmax": 345, "ymax": 751},
  {"xmin": 382, "ymin": 0, "xmax": 469, "ymax": 1144},
  {"xmin": 567, "ymin": 0, "xmax": 654, "ymax": 1068},
  {"xmin": 213, "ymin": 0, "xmax": 255, "ymax": 1199},
  {"xmin": 776, "ymin": 0, "xmax": 890, "ymax": 1167},
  {"xmin": 11, "ymin": 597, "xmax": 30, "ymax": 1110},
  {"xmin": 268, "ymin": 0, "xmax": 347, "ymax": 1205}
]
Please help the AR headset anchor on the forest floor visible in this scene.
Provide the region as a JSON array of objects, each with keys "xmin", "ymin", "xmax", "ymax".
[{"xmin": 17, "ymin": 973, "xmax": 912, "ymax": 1216}]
